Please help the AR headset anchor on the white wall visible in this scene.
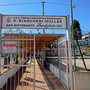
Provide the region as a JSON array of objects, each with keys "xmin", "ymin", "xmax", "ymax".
[
  {"xmin": 50, "ymin": 64, "xmax": 68, "ymax": 88},
  {"xmin": 50, "ymin": 64, "xmax": 59, "ymax": 78}
]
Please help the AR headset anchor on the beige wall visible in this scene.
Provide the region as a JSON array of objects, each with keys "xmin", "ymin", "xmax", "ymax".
[{"xmin": 73, "ymin": 71, "xmax": 90, "ymax": 90}]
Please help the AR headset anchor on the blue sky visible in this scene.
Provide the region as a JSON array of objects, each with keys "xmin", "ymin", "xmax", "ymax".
[{"xmin": 0, "ymin": 0, "xmax": 90, "ymax": 34}]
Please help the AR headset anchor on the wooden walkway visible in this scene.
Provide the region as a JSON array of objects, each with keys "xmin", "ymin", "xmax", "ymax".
[{"xmin": 16, "ymin": 60, "xmax": 65, "ymax": 90}]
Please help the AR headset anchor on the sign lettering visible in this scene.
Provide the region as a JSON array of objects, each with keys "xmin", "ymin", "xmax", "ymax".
[{"xmin": 2, "ymin": 15, "xmax": 67, "ymax": 29}]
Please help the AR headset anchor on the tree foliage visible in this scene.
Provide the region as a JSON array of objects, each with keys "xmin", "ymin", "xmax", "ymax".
[{"xmin": 72, "ymin": 20, "xmax": 82, "ymax": 40}]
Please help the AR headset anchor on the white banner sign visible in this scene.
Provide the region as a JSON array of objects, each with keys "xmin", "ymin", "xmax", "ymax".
[
  {"xmin": 2, "ymin": 15, "xmax": 67, "ymax": 29},
  {"xmin": 2, "ymin": 41, "xmax": 17, "ymax": 54}
]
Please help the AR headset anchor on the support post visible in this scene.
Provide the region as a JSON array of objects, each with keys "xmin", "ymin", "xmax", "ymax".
[
  {"xmin": 70, "ymin": 0, "xmax": 76, "ymax": 71},
  {"xmin": 30, "ymin": 30, "xmax": 31, "ymax": 59},
  {"xmin": 42, "ymin": 0, "xmax": 45, "ymax": 34},
  {"xmin": 0, "ymin": 14, "xmax": 2, "ymax": 73},
  {"xmin": 33, "ymin": 34, "xmax": 36, "ymax": 90},
  {"xmin": 67, "ymin": 15, "xmax": 73, "ymax": 90}
]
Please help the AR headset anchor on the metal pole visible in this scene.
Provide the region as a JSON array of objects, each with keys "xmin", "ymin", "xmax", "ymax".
[
  {"xmin": 58, "ymin": 37, "xmax": 61, "ymax": 81},
  {"xmin": 42, "ymin": 0, "xmax": 45, "ymax": 34},
  {"xmin": 43, "ymin": 44, "xmax": 46, "ymax": 66},
  {"xmin": 67, "ymin": 15, "xmax": 73, "ymax": 90},
  {"xmin": 70, "ymin": 0, "xmax": 74, "ymax": 33},
  {"xmin": 65, "ymin": 39, "xmax": 69, "ymax": 89},
  {"xmin": 33, "ymin": 34, "xmax": 36, "ymax": 90},
  {"xmin": 42, "ymin": 0, "xmax": 44, "ymax": 16},
  {"xmin": 0, "ymin": 14, "xmax": 2, "ymax": 73},
  {"xmin": 26, "ymin": 34, "xmax": 27, "ymax": 60},
  {"xmin": 18, "ymin": 34, "xmax": 19, "ymax": 63},
  {"xmin": 70, "ymin": 0, "xmax": 76, "ymax": 70},
  {"xmin": 30, "ymin": 30, "xmax": 31, "ymax": 59}
]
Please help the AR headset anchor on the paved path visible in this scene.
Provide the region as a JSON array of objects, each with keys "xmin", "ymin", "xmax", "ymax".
[{"xmin": 16, "ymin": 60, "xmax": 65, "ymax": 90}]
